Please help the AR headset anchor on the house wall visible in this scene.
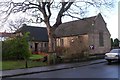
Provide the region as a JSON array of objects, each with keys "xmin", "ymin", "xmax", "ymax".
[
  {"xmin": 29, "ymin": 41, "xmax": 48, "ymax": 53},
  {"xmin": 56, "ymin": 34, "xmax": 89, "ymax": 55},
  {"xmin": 94, "ymin": 32, "xmax": 110, "ymax": 54},
  {"xmin": 95, "ymin": 14, "xmax": 111, "ymax": 54},
  {"xmin": 88, "ymin": 14, "xmax": 111, "ymax": 54},
  {"xmin": 89, "ymin": 33, "xmax": 109, "ymax": 54},
  {"xmin": 56, "ymin": 37, "xmax": 70, "ymax": 47}
]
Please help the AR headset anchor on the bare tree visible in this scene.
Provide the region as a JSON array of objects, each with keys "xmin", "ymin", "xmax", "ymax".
[
  {"xmin": 8, "ymin": 17, "xmax": 28, "ymax": 32},
  {"xmin": 0, "ymin": 0, "xmax": 114, "ymax": 52}
]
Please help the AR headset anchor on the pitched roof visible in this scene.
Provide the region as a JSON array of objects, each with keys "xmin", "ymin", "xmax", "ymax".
[
  {"xmin": 0, "ymin": 32, "xmax": 13, "ymax": 37},
  {"xmin": 55, "ymin": 14, "xmax": 101, "ymax": 37},
  {"xmin": 15, "ymin": 24, "xmax": 48, "ymax": 42}
]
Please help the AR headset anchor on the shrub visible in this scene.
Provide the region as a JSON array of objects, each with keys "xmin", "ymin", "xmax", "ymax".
[{"xmin": 2, "ymin": 32, "xmax": 31, "ymax": 60}]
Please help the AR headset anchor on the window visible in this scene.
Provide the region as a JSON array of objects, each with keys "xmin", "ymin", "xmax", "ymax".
[
  {"xmin": 56, "ymin": 38, "xmax": 64, "ymax": 47},
  {"xmin": 56, "ymin": 39, "xmax": 60, "ymax": 47},
  {"xmin": 99, "ymin": 32, "xmax": 104, "ymax": 46},
  {"xmin": 30, "ymin": 45, "xmax": 32, "ymax": 48},
  {"xmin": 44, "ymin": 43, "xmax": 48, "ymax": 47},
  {"xmin": 60, "ymin": 38, "xmax": 64, "ymax": 47},
  {"xmin": 41, "ymin": 43, "xmax": 43, "ymax": 48},
  {"xmin": 40, "ymin": 43, "xmax": 43, "ymax": 51}
]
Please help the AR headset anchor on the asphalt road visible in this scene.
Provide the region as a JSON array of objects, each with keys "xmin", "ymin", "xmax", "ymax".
[{"xmin": 11, "ymin": 62, "xmax": 119, "ymax": 78}]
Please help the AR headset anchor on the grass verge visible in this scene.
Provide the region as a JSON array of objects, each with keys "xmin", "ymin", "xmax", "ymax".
[
  {"xmin": 1, "ymin": 60, "xmax": 47, "ymax": 70},
  {"xmin": 29, "ymin": 54, "xmax": 45, "ymax": 60},
  {"xmin": 1, "ymin": 54, "xmax": 47, "ymax": 70}
]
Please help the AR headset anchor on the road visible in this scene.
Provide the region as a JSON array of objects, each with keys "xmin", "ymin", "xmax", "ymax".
[{"xmin": 10, "ymin": 62, "xmax": 119, "ymax": 78}]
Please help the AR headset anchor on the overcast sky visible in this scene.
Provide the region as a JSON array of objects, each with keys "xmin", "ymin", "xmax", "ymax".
[
  {"xmin": 105, "ymin": 1, "xmax": 118, "ymax": 39},
  {"xmin": 0, "ymin": 0, "xmax": 119, "ymax": 39}
]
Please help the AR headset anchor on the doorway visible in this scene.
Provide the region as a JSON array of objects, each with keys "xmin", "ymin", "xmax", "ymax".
[{"xmin": 35, "ymin": 43, "xmax": 38, "ymax": 52}]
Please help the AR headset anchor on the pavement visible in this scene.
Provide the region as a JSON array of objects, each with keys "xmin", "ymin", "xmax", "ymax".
[{"xmin": 0, "ymin": 59, "xmax": 106, "ymax": 78}]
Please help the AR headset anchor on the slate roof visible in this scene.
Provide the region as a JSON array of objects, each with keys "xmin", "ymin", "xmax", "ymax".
[
  {"xmin": 55, "ymin": 14, "xmax": 100, "ymax": 37},
  {"xmin": 15, "ymin": 24, "xmax": 48, "ymax": 42},
  {"xmin": 0, "ymin": 32, "xmax": 13, "ymax": 37},
  {"xmin": 15, "ymin": 13, "xmax": 106, "ymax": 40}
]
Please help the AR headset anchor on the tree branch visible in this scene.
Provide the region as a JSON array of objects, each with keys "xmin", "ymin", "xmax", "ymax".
[
  {"xmin": 64, "ymin": 11, "xmax": 81, "ymax": 20},
  {"xmin": 29, "ymin": 2, "xmax": 39, "ymax": 7},
  {"xmin": 53, "ymin": 2, "xmax": 74, "ymax": 28},
  {"xmin": 47, "ymin": 2, "xmax": 52, "ymax": 19}
]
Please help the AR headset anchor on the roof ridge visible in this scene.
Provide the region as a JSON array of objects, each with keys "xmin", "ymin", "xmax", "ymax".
[
  {"xmin": 61, "ymin": 14, "xmax": 98, "ymax": 25},
  {"xmin": 81, "ymin": 15, "xmax": 96, "ymax": 20},
  {"xmin": 93, "ymin": 13, "xmax": 101, "ymax": 20},
  {"xmin": 24, "ymin": 25, "xmax": 46, "ymax": 29}
]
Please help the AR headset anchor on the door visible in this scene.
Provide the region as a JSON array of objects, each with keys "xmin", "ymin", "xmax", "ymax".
[{"xmin": 35, "ymin": 43, "xmax": 38, "ymax": 52}]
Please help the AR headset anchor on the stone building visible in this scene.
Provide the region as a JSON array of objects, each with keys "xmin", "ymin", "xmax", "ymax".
[
  {"xmin": 55, "ymin": 13, "xmax": 111, "ymax": 55},
  {"xmin": 15, "ymin": 13, "xmax": 111, "ymax": 56},
  {"xmin": 15, "ymin": 24, "xmax": 49, "ymax": 53}
]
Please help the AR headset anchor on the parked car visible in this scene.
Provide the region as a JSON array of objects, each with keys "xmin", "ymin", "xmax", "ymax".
[{"xmin": 105, "ymin": 49, "xmax": 120, "ymax": 63}]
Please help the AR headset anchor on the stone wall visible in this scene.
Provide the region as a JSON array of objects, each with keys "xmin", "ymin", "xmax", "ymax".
[
  {"xmin": 29, "ymin": 41, "xmax": 48, "ymax": 53},
  {"xmin": 88, "ymin": 31, "xmax": 111, "ymax": 54},
  {"xmin": 56, "ymin": 35, "xmax": 89, "ymax": 58}
]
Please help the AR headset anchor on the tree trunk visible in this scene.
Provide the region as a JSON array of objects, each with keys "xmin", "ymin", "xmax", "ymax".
[
  {"xmin": 44, "ymin": 20, "xmax": 57, "ymax": 64},
  {"xmin": 48, "ymin": 32, "xmax": 54, "ymax": 52},
  {"xmin": 45, "ymin": 21, "xmax": 55, "ymax": 53},
  {"xmin": 46, "ymin": 27, "xmax": 55, "ymax": 65}
]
